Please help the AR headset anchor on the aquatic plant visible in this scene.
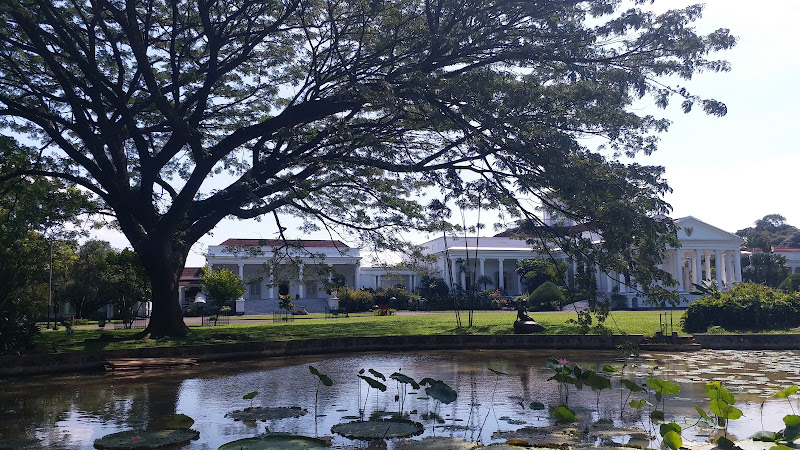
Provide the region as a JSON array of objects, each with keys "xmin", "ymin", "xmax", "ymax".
[
  {"xmin": 331, "ymin": 418, "xmax": 424, "ymax": 440},
  {"xmin": 478, "ymin": 368, "xmax": 507, "ymax": 440},
  {"xmin": 93, "ymin": 430, "xmax": 200, "ymax": 449},
  {"xmin": 390, "ymin": 371, "xmax": 419, "ymax": 416},
  {"xmin": 243, "ymin": 391, "xmax": 259, "ymax": 408},
  {"xmin": 218, "ymin": 434, "xmax": 330, "ymax": 449},
  {"xmin": 358, "ymin": 368, "xmax": 387, "ymax": 416},
  {"xmin": 645, "ymin": 377, "xmax": 680, "ymax": 423}
]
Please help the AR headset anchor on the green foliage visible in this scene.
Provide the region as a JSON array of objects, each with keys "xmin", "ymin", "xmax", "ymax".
[
  {"xmin": 528, "ymin": 281, "xmax": 565, "ymax": 311},
  {"xmin": 681, "ymin": 283, "xmax": 800, "ymax": 332},
  {"xmin": 517, "ymin": 258, "xmax": 569, "ymax": 294},
  {"xmin": 778, "ymin": 274, "xmax": 800, "ymax": 293},
  {"xmin": 93, "ymin": 430, "xmax": 200, "ymax": 449},
  {"xmin": 660, "ymin": 423, "xmax": 683, "ymax": 450},
  {"xmin": 337, "ymin": 288, "xmax": 374, "ymax": 313},
  {"xmin": 417, "ymin": 276, "xmax": 450, "ymax": 307},
  {"xmin": 742, "ymin": 253, "xmax": 791, "ymax": 287},
  {"xmin": 0, "ymin": 138, "xmax": 93, "ymax": 352},
  {"xmin": 201, "ymin": 268, "xmax": 245, "ymax": 305},
  {"xmin": 737, "ymin": 214, "xmax": 798, "ymax": 251},
  {"xmin": 552, "ymin": 405, "xmax": 576, "ymax": 423},
  {"xmin": 374, "ymin": 286, "xmax": 411, "ymax": 309},
  {"xmin": 705, "ymin": 382, "xmax": 742, "ymax": 422},
  {"xmin": 358, "ymin": 374, "xmax": 387, "ymax": 392}
]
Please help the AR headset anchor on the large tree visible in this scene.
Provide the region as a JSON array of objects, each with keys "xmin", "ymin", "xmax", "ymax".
[
  {"xmin": 737, "ymin": 214, "xmax": 799, "ymax": 251},
  {"xmin": 0, "ymin": 0, "xmax": 735, "ymax": 336}
]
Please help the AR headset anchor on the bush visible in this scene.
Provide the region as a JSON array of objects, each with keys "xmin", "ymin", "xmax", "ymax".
[
  {"xmin": 681, "ymin": 283, "xmax": 800, "ymax": 332},
  {"xmin": 0, "ymin": 297, "xmax": 39, "ymax": 355},
  {"xmin": 374, "ymin": 286, "xmax": 412, "ymax": 309},
  {"xmin": 337, "ymin": 287, "xmax": 374, "ymax": 312},
  {"xmin": 778, "ymin": 273, "xmax": 800, "ymax": 293},
  {"xmin": 528, "ymin": 281, "xmax": 564, "ymax": 311}
]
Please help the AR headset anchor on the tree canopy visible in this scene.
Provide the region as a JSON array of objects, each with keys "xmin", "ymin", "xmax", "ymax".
[
  {"xmin": 736, "ymin": 214, "xmax": 799, "ymax": 251},
  {"xmin": 0, "ymin": 0, "xmax": 735, "ymax": 336}
]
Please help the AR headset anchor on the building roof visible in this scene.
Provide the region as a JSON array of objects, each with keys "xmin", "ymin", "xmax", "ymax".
[
  {"xmin": 218, "ymin": 238, "xmax": 350, "ymax": 249},
  {"xmin": 774, "ymin": 247, "xmax": 800, "ymax": 253},
  {"xmin": 493, "ymin": 222, "xmax": 597, "ymax": 238},
  {"xmin": 181, "ymin": 267, "xmax": 204, "ymax": 278}
]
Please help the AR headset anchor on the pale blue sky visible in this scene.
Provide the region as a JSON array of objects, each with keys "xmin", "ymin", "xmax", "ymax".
[{"xmin": 89, "ymin": 0, "xmax": 800, "ymax": 266}]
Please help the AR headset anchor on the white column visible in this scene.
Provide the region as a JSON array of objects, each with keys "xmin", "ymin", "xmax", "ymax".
[
  {"xmin": 704, "ymin": 252, "xmax": 711, "ymax": 283},
  {"xmin": 516, "ymin": 259, "xmax": 523, "ymax": 295},
  {"xmin": 497, "ymin": 259, "xmax": 505, "ymax": 292},
  {"xmin": 694, "ymin": 249, "xmax": 702, "ymax": 285},
  {"xmin": 715, "ymin": 249, "xmax": 723, "ymax": 287},
  {"xmin": 354, "ymin": 262, "xmax": 360, "ymax": 288},
  {"xmin": 298, "ymin": 263, "xmax": 305, "ymax": 298},
  {"xmin": 268, "ymin": 266, "xmax": 275, "ymax": 299},
  {"xmin": 725, "ymin": 252, "xmax": 735, "ymax": 287},
  {"xmin": 674, "ymin": 250, "xmax": 684, "ymax": 292},
  {"xmin": 479, "ymin": 259, "xmax": 485, "ymax": 278},
  {"xmin": 178, "ymin": 285, "xmax": 186, "ymax": 304},
  {"xmin": 238, "ymin": 263, "xmax": 244, "ymax": 280},
  {"xmin": 450, "ymin": 259, "xmax": 458, "ymax": 288},
  {"xmin": 734, "ymin": 249, "xmax": 742, "ymax": 283}
]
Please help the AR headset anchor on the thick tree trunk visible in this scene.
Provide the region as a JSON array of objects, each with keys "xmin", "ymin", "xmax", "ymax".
[{"xmin": 136, "ymin": 238, "xmax": 189, "ymax": 338}]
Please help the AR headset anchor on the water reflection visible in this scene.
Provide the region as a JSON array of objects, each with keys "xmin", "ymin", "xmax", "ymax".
[{"xmin": 1, "ymin": 349, "xmax": 799, "ymax": 449}]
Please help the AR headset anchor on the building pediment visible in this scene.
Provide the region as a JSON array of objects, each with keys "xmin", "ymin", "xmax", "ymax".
[{"xmin": 675, "ymin": 216, "xmax": 745, "ymax": 245}]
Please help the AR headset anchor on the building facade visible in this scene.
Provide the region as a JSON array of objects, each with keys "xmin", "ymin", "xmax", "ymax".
[{"xmin": 182, "ymin": 216, "xmax": 746, "ymax": 313}]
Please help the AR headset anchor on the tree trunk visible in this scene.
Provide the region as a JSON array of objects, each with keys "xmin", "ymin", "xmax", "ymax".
[{"xmin": 136, "ymin": 238, "xmax": 189, "ymax": 338}]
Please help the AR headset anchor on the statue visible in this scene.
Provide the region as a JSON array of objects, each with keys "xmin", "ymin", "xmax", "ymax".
[{"xmin": 514, "ymin": 301, "xmax": 544, "ymax": 334}]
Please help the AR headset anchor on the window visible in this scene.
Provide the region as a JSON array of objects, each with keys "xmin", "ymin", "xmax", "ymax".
[{"xmin": 249, "ymin": 282, "xmax": 261, "ymax": 298}]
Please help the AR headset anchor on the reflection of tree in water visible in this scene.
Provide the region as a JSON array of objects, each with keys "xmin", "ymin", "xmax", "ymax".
[{"xmin": 0, "ymin": 373, "xmax": 182, "ymax": 446}]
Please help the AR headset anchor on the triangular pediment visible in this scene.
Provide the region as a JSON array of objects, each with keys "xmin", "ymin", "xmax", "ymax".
[{"xmin": 675, "ymin": 216, "xmax": 744, "ymax": 244}]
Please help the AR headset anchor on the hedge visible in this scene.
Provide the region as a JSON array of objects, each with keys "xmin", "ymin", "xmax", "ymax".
[{"xmin": 681, "ymin": 283, "xmax": 800, "ymax": 332}]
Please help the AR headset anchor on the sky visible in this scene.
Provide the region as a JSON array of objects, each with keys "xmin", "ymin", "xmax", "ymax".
[{"xmin": 90, "ymin": 0, "xmax": 800, "ymax": 267}]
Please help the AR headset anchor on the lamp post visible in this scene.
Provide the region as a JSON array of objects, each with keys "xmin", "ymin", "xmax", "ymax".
[
  {"xmin": 52, "ymin": 283, "xmax": 60, "ymax": 330},
  {"xmin": 47, "ymin": 239, "xmax": 53, "ymax": 329}
]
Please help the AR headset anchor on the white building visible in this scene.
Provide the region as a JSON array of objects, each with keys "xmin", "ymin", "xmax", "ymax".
[
  {"xmin": 417, "ymin": 216, "xmax": 744, "ymax": 307},
  {"xmin": 774, "ymin": 248, "xmax": 800, "ymax": 274},
  {"xmin": 184, "ymin": 216, "xmax": 745, "ymax": 313}
]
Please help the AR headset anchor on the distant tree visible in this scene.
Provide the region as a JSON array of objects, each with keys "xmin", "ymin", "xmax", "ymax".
[
  {"xmin": 741, "ymin": 253, "xmax": 790, "ymax": 288},
  {"xmin": 477, "ymin": 275, "xmax": 494, "ymax": 291},
  {"xmin": 778, "ymin": 231, "xmax": 800, "ymax": 249},
  {"xmin": 200, "ymin": 268, "xmax": 245, "ymax": 308},
  {"xmin": 737, "ymin": 214, "xmax": 799, "ymax": 251},
  {"xmin": 0, "ymin": 0, "xmax": 735, "ymax": 336},
  {"xmin": 0, "ymin": 137, "xmax": 92, "ymax": 353},
  {"xmin": 105, "ymin": 249, "xmax": 151, "ymax": 318},
  {"xmin": 60, "ymin": 240, "xmax": 115, "ymax": 318}
]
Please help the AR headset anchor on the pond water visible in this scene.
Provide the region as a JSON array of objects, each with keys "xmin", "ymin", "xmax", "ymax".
[{"xmin": 2, "ymin": 349, "xmax": 800, "ymax": 449}]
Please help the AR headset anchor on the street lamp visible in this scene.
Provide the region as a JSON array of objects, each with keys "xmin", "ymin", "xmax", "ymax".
[{"xmin": 52, "ymin": 283, "xmax": 59, "ymax": 330}]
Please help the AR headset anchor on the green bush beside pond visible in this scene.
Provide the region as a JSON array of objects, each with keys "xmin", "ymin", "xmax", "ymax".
[{"xmin": 681, "ymin": 283, "xmax": 800, "ymax": 332}]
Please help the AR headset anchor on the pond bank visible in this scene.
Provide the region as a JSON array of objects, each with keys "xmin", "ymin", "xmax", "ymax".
[{"xmin": 4, "ymin": 333, "xmax": 800, "ymax": 377}]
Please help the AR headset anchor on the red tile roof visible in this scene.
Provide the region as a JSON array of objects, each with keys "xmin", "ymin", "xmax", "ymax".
[
  {"xmin": 774, "ymin": 247, "xmax": 800, "ymax": 253},
  {"xmin": 181, "ymin": 267, "xmax": 204, "ymax": 279},
  {"xmin": 218, "ymin": 238, "xmax": 350, "ymax": 249}
]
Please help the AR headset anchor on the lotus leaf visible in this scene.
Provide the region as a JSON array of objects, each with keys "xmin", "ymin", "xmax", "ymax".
[
  {"xmin": 419, "ymin": 378, "xmax": 457, "ymax": 404},
  {"xmin": 93, "ymin": 429, "xmax": 199, "ymax": 449},
  {"xmin": 390, "ymin": 372, "xmax": 420, "ymax": 389},
  {"xmin": 331, "ymin": 419, "xmax": 423, "ymax": 440},
  {"xmin": 369, "ymin": 369, "xmax": 386, "ymax": 381},
  {"xmin": 552, "ymin": 406, "xmax": 576, "ymax": 423},
  {"xmin": 226, "ymin": 406, "xmax": 307, "ymax": 421},
  {"xmin": 773, "ymin": 386, "xmax": 799, "ymax": 399},
  {"xmin": 394, "ymin": 436, "xmax": 478, "ymax": 449},
  {"xmin": 163, "ymin": 413, "xmax": 194, "ymax": 430},
  {"xmin": 309, "ymin": 366, "xmax": 333, "ymax": 386},
  {"xmin": 243, "ymin": 391, "xmax": 259, "ymax": 400},
  {"xmin": 358, "ymin": 374, "xmax": 387, "ymax": 392},
  {"xmin": 646, "ymin": 378, "xmax": 680, "ymax": 395},
  {"xmin": 621, "ymin": 379, "xmax": 646, "ymax": 393},
  {"xmin": 217, "ymin": 434, "xmax": 330, "ymax": 449},
  {"xmin": 529, "ymin": 402, "xmax": 546, "ymax": 410},
  {"xmin": 662, "ymin": 430, "xmax": 682, "ymax": 450}
]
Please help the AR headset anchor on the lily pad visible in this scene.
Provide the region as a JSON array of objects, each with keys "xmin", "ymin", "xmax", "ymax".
[
  {"xmin": 93, "ymin": 429, "xmax": 199, "ymax": 449},
  {"xmin": 226, "ymin": 406, "xmax": 307, "ymax": 421},
  {"xmin": 218, "ymin": 434, "xmax": 330, "ymax": 449},
  {"xmin": 331, "ymin": 419, "xmax": 424, "ymax": 440},
  {"xmin": 394, "ymin": 436, "xmax": 479, "ymax": 449}
]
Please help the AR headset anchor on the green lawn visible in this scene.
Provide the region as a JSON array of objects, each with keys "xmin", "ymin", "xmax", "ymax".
[{"xmin": 32, "ymin": 310, "xmax": 679, "ymax": 354}]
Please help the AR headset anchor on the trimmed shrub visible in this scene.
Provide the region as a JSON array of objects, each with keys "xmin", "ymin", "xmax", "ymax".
[
  {"xmin": 528, "ymin": 281, "xmax": 564, "ymax": 311},
  {"xmin": 681, "ymin": 283, "xmax": 800, "ymax": 332},
  {"xmin": 337, "ymin": 288, "xmax": 374, "ymax": 312},
  {"xmin": 778, "ymin": 273, "xmax": 800, "ymax": 293}
]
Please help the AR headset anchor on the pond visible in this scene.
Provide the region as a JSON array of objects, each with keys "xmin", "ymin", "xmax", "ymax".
[{"xmin": 1, "ymin": 349, "xmax": 799, "ymax": 449}]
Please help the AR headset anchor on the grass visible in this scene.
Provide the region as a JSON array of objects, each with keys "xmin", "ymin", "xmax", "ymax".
[{"xmin": 31, "ymin": 310, "xmax": 679, "ymax": 354}]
